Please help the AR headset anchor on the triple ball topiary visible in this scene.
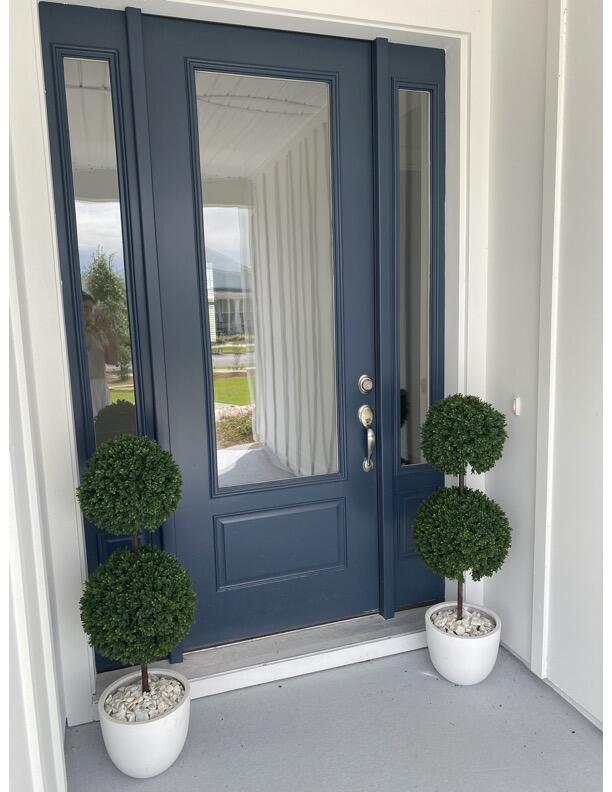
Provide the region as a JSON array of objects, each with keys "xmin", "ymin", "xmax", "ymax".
[
  {"xmin": 77, "ymin": 434, "xmax": 195, "ymax": 693},
  {"xmin": 414, "ymin": 394, "xmax": 511, "ymax": 620}
]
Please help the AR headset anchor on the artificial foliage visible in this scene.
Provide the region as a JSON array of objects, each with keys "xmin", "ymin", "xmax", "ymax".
[
  {"xmin": 77, "ymin": 434, "xmax": 182, "ymax": 535},
  {"xmin": 80, "ymin": 546, "xmax": 196, "ymax": 667},
  {"xmin": 413, "ymin": 487, "xmax": 510, "ymax": 582},
  {"xmin": 414, "ymin": 393, "xmax": 510, "ymax": 619},
  {"xmin": 421, "ymin": 393, "xmax": 507, "ymax": 476}
]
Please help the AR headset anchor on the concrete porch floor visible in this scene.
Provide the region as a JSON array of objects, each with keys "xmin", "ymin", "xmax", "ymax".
[{"xmin": 65, "ymin": 648, "xmax": 602, "ymax": 792}]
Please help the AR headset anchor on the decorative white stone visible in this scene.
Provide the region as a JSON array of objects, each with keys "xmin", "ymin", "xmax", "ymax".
[
  {"xmin": 429, "ymin": 606, "xmax": 496, "ymax": 638},
  {"xmin": 104, "ymin": 673, "xmax": 186, "ymax": 724}
]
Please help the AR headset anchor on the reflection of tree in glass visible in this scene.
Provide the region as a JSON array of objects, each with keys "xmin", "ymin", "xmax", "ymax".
[{"xmin": 83, "ymin": 247, "xmax": 132, "ymax": 381}]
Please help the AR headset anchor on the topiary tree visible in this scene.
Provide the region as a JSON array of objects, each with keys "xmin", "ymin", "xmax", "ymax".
[
  {"xmin": 77, "ymin": 435, "xmax": 196, "ymax": 692},
  {"xmin": 414, "ymin": 394, "xmax": 510, "ymax": 620}
]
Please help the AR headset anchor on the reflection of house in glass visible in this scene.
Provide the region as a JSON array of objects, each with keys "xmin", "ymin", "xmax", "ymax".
[{"xmin": 205, "ymin": 246, "xmax": 253, "ymax": 339}]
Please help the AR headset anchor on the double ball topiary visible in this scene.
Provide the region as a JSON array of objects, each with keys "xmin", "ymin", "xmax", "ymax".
[
  {"xmin": 76, "ymin": 434, "xmax": 195, "ymax": 692},
  {"xmin": 414, "ymin": 394, "xmax": 510, "ymax": 618}
]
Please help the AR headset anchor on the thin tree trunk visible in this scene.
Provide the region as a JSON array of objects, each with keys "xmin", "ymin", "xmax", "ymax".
[
  {"xmin": 457, "ymin": 574, "xmax": 464, "ymax": 621},
  {"xmin": 132, "ymin": 532, "xmax": 147, "ymax": 692},
  {"xmin": 457, "ymin": 471, "xmax": 465, "ymax": 619}
]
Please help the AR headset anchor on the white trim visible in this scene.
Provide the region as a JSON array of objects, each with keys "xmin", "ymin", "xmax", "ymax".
[
  {"xmin": 16, "ymin": 0, "xmax": 492, "ymax": 726},
  {"xmin": 94, "ymin": 630, "xmax": 427, "ymax": 711},
  {"xmin": 190, "ymin": 630, "xmax": 427, "ymax": 698},
  {"xmin": 543, "ymin": 678, "xmax": 603, "ymax": 731},
  {"xmin": 530, "ymin": 0, "xmax": 568, "ymax": 679},
  {"xmin": 10, "ymin": 0, "xmax": 97, "ymax": 728},
  {"xmin": 9, "ymin": 231, "xmax": 67, "ymax": 789}
]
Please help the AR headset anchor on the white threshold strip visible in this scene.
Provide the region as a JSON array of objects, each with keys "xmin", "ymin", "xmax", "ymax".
[
  {"xmin": 190, "ymin": 627, "xmax": 426, "ymax": 699},
  {"xmin": 94, "ymin": 607, "xmax": 428, "ymax": 715}
]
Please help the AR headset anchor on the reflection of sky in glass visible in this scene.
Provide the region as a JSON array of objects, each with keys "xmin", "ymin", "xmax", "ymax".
[
  {"xmin": 75, "ymin": 202, "xmax": 250, "ymax": 277},
  {"xmin": 76, "ymin": 200, "xmax": 124, "ymax": 274},
  {"xmin": 204, "ymin": 206, "xmax": 242, "ymax": 264}
]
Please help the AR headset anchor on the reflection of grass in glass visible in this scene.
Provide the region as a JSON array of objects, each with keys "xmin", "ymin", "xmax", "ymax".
[
  {"xmin": 213, "ymin": 375, "xmax": 253, "ymax": 406},
  {"xmin": 211, "ymin": 345, "xmax": 251, "ymax": 355},
  {"xmin": 110, "ymin": 389, "xmax": 135, "ymax": 405}
]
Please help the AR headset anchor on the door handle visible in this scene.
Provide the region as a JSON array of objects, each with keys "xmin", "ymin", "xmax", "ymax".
[{"xmin": 357, "ymin": 404, "xmax": 375, "ymax": 472}]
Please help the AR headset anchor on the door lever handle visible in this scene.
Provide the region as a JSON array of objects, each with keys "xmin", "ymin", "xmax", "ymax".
[{"xmin": 357, "ymin": 405, "xmax": 375, "ymax": 472}]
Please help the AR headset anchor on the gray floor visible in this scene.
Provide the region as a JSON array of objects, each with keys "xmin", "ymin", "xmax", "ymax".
[{"xmin": 66, "ymin": 648, "xmax": 602, "ymax": 792}]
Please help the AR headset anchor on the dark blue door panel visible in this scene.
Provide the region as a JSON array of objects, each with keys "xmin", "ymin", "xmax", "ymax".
[
  {"xmin": 142, "ymin": 16, "xmax": 380, "ymax": 648},
  {"xmin": 388, "ymin": 43, "xmax": 446, "ymax": 607}
]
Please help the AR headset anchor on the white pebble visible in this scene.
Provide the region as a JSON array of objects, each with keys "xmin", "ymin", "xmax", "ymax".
[{"xmin": 104, "ymin": 675, "xmax": 185, "ymax": 723}]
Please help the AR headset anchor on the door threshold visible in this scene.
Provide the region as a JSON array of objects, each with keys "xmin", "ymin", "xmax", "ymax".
[{"xmin": 94, "ymin": 607, "xmax": 427, "ymax": 715}]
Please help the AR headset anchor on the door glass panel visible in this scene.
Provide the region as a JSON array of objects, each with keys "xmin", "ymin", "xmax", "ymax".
[
  {"xmin": 398, "ymin": 90, "xmax": 430, "ymax": 466},
  {"xmin": 194, "ymin": 70, "xmax": 339, "ymax": 488},
  {"xmin": 63, "ymin": 57, "xmax": 137, "ymax": 446}
]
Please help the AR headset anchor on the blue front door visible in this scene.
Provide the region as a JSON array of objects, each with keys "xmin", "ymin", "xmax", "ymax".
[{"xmin": 40, "ymin": 3, "xmax": 445, "ymax": 660}]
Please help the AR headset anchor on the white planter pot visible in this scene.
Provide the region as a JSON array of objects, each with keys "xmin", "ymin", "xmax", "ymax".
[
  {"xmin": 425, "ymin": 601, "xmax": 501, "ymax": 686},
  {"xmin": 98, "ymin": 668, "xmax": 190, "ymax": 778}
]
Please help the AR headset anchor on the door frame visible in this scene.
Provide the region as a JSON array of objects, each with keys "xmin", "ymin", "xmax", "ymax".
[{"xmin": 23, "ymin": 0, "xmax": 491, "ymax": 727}]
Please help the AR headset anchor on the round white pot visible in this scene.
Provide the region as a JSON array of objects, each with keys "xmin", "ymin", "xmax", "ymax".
[
  {"xmin": 98, "ymin": 668, "xmax": 190, "ymax": 778},
  {"xmin": 425, "ymin": 601, "xmax": 501, "ymax": 686}
]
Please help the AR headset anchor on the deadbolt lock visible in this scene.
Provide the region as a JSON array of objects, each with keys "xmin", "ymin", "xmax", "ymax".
[{"xmin": 358, "ymin": 374, "xmax": 374, "ymax": 394}]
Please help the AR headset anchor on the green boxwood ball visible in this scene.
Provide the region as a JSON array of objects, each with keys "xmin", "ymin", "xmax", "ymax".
[
  {"xmin": 421, "ymin": 394, "xmax": 507, "ymax": 475},
  {"xmin": 80, "ymin": 546, "xmax": 196, "ymax": 667},
  {"xmin": 77, "ymin": 435, "xmax": 182, "ymax": 535},
  {"xmin": 413, "ymin": 487, "xmax": 511, "ymax": 582}
]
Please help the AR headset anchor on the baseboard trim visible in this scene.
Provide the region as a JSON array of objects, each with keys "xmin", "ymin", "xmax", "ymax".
[
  {"xmin": 542, "ymin": 678, "xmax": 602, "ymax": 730},
  {"xmin": 188, "ymin": 629, "xmax": 427, "ymax": 700}
]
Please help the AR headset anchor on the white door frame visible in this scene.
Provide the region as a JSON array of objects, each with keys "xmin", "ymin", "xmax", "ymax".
[{"xmin": 10, "ymin": 0, "xmax": 492, "ymax": 734}]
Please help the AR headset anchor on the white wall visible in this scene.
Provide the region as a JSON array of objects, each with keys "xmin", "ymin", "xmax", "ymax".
[
  {"xmin": 484, "ymin": 0, "xmax": 548, "ymax": 664},
  {"xmin": 10, "ymin": 225, "xmax": 67, "ymax": 789},
  {"xmin": 485, "ymin": 0, "xmax": 602, "ymax": 726},
  {"xmin": 10, "ymin": 0, "xmax": 97, "ymax": 730},
  {"xmin": 545, "ymin": 0, "xmax": 602, "ymax": 725}
]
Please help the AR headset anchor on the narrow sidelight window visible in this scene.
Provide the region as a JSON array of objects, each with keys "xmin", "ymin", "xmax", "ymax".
[
  {"xmin": 63, "ymin": 57, "xmax": 137, "ymax": 446},
  {"xmin": 398, "ymin": 89, "xmax": 431, "ymax": 466}
]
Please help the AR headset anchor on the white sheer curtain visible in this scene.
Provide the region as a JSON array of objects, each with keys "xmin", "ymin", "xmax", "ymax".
[{"xmin": 250, "ymin": 110, "xmax": 338, "ymax": 477}]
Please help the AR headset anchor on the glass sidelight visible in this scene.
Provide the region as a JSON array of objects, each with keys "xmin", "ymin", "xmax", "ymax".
[
  {"xmin": 397, "ymin": 89, "xmax": 431, "ymax": 466},
  {"xmin": 193, "ymin": 70, "xmax": 339, "ymax": 488},
  {"xmin": 63, "ymin": 57, "xmax": 137, "ymax": 446}
]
